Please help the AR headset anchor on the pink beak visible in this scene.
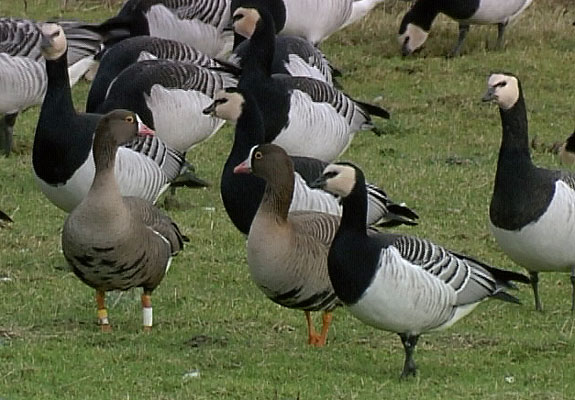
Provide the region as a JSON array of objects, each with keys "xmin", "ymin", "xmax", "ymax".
[
  {"xmin": 137, "ymin": 120, "xmax": 155, "ymax": 136},
  {"xmin": 233, "ymin": 159, "xmax": 251, "ymax": 174}
]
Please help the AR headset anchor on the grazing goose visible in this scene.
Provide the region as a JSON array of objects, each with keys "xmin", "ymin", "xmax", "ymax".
[
  {"xmin": 86, "ymin": 36, "xmax": 231, "ymax": 113},
  {"xmin": 558, "ymin": 130, "xmax": 575, "ymax": 166},
  {"xmin": 398, "ymin": 0, "xmax": 533, "ymax": 57},
  {"xmin": 62, "ymin": 109, "xmax": 186, "ymax": 331},
  {"xmin": 312, "ymin": 162, "xmax": 530, "ymax": 377},
  {"xmin": 232, "ymin": 0, "xmax": 385, "ymax": 45},
  {"xmin": 234, "ymin": 143, "xmax": 342, "ymax": 346},
  {"xmin": 33, "ymin": 23, "xmax": 183, "ymax": 212},
  {"xmin": 204, "ymin": 87, "xmax": 417, "ymax": 235},
  {"xmin": 105, "ymin": 0, "xmax": 232, "ymax": 57},
  {"xmin": 483, "ymin": 73, "xmax": 575, "ymax": 312},
  {"xmin": 233, "ymin": 5, "xmax": 390, "ymax": 162},
  {"xmin": 0, "ymin": 17, "xmax": 128, "ymax": 155},
  {"xmin": 94, "ymin": 59, "xmax": 237, "ymax": 153}
]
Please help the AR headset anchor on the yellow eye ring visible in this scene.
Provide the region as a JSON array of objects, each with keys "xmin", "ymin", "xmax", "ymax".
[
  {"xmin": 254, "ymin": 151, "xmax": 263, "ymax": 160},
  {"xmin": 125, "ymin": 115, "xmax": 135, "ymax": 124}
]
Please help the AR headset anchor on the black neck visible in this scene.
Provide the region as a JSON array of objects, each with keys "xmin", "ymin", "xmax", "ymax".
[
  {"xmin": 242, "ymin": 11, "xmax": 276, "ymax": 76},
  {"xmin": 404, "ymin": 0, "xmax": 440, "ymax": 31},
  {"xmin": 228, "ymin": 96, "xmax": 266, "ymax": 165},
  {"xmin": 496, "ymin": 93, "xmax": 532, "ymax": 170},
  {"xmin": 340, "ymin": 168, "xmax": 369, "ymax": 236},
  {"xmin": 44, "ymin": 51, "xmax": 75, "ymax": 114}
]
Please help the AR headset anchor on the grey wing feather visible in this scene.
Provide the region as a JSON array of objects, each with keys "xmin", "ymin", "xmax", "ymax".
[
  {"xmin": 0, "ymin": 18, "xmax": 42, "ymax": 60},
  {"xmin": 123, "ymin": 197, "xmax": 186, "ymax": 255},
  {"xmin": 123, "ymin": 135, "xmax": 184, "ymax": 181},
  {"xmin": 289, "ymin": 211, "xmax": 340, "ymax": 246}
]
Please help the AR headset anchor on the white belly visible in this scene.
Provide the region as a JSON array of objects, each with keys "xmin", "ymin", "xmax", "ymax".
[
  {"xmin": 490, "ymin": 181, "xmax": 575, "ymax": 272},
  {"xmin": 462, "ymin": 0, "xmax": 533, "ymax": 24},
  {"xmin": 347, "ymin": 247, "xmax": 458, "ymax": 335}
]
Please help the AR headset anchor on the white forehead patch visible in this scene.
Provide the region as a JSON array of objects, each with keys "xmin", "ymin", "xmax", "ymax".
[
  {"xmin": 398, "ymin": 23, "xmax": 428, "ymax": 54},
  {"xmin": 487, "ymin": 73, "xmax": 520, "ymax": 110},
  {"xmin": 322, "ymin": 164, "xmax": 356, "ymax": 198}
]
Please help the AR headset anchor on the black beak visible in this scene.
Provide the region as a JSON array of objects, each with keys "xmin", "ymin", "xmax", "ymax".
[
  {"xmin": 481, "ymin": 88, "xmax": 495, "ymax": 102},
  {"xmin": 202, "ymin": 101, "xmax": 217, "ymax": 115},
  {"xmin": 309, "ymin": 175, "xmax": 327, "ymax": 190}
]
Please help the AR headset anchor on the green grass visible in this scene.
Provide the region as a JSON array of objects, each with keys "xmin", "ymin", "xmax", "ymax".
[{"xmin": 1, "ymin": 0, "xmax": 575, "ymax": 398}]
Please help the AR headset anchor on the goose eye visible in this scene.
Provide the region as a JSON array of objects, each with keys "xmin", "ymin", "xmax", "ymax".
[
  {"xmin": 495, "ymin": 81, "xmax": 507, "ymax": 88},
  {"xmin": 324, "ymin": 171, "xmax": 338, "ymax": 179},
  {"xmin": 233, "ymin": 13, "xmax": 243, "ymax": 23},
  {"xmin": 125, "ymin": 115, "xmax": 135, "ymax": 124},
  {"xmin": 254, "ymin": 151, "xmax": 263, "ymax": 160}
]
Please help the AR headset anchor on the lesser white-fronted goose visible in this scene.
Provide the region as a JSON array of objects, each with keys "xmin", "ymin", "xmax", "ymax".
[
  {"xmin": 483, "ymin": 72, "xmax": 575, "ymax": 312},
  {"xmin": 234, "ymin": 143, "xmax": 341, "ymax": 346},
  {"xmin": 203, "ymin": 87, "xmax": 418, "ymax": 235},
  {"xmin": 33, "ymin": 23, "xmax": 183, "ymax": 212},
  {"xmin": 232, "ymin": 5, "xmax": 389, "ymax": 162},
  {"xmin": 398, "ymin": 0, "xmax": 533, "ymax": 57},
  {"xmin": 62, "ymin": 109, "xmax": 186, "ymax": 331},
  {"xmin": 312, "ymin": 162, "xmax": 529, "ymax": 377}
]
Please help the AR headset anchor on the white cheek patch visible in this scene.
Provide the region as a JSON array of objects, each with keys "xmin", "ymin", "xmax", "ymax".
[
  {"xmin": 399, "ymin": 23, "xmax": 429, "ymax": 53},
  {"xmin": 487, "ymin": 74, "xmax": 520, "ymax": 110}
]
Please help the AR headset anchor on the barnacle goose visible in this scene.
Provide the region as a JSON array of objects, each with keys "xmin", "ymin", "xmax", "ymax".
[
  {"xmin": 312, "ymin": 162, "xmax": 529, "ymax": 377},
  {"xmin": 204, "ymin": 87, "xmax": 417, "ymax": 235},
  {"xmin": 398, "ymin": 0, "xmax": 533, "ymax": 57},
  {"xmin": 233, "ymin": 5, "xmax": 390, "ymax": 162},
  {"xmin": 104, "ymin": 0, "xmax": 233, "ymax": 57},
  {"xmin": 94, "ymin": 59, "xmax": 237, "ymax": 154},
  {"xmin": 0, "ymin": 17, "xmax": 129, "ymax": 155},
  {"xmin": 483, "ymin": 72, "xmax": 575, "ymax": 312},
  {"xmin": 33, "ymin": 23, "xmax": 183, "ymax": 212}
]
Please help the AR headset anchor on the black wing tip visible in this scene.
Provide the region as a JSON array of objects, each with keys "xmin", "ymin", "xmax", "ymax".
[
  {"xmin": 491, "ymin": 290, "xmax": 522, "ymax": 305},
  {"xmin": 355, "ymin": 100, "xmax": 391, "ymax": 119}
]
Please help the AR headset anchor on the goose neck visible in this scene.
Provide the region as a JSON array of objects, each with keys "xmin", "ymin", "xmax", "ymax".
[
  {"xmin": 497, "ymin": 94, "xmax": 532, "ymax": 166},
  {"xmin": 340, "ymin": 173, "xmax": 369, "ymax": 236},
  {"xmin": 44, "ymin": 51, "xmax": 75, "ymax": 112}
]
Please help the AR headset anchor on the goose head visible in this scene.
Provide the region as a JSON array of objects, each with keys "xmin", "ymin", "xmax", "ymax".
[
  {"xmin": 96, "ymin": 110, "xmax": 140, "ymax": 147},
  {"xmin": 398, "ymin": 15, "xmax": 428, "ymax": 56},
  {"xmin": 203, "ymin": 88, "xmax": 245, "ymax": 123},
  {"xmin": 40, "ymin": 22, "xmax": 67, "ymax": 60},
  {"xmin": 233, "ymin": 144, "xmax": 292, "ymax": 183},
  {"xmin": 311, "ymin": 163, "xmax": 358, "ymax": 198},
  {"xmin": 232, "ymin": 7, "xmax": 262, "ymax": 39},
  {"xmin": 482, "ymin": 73, "xmax": 521, "ymax": 110}
]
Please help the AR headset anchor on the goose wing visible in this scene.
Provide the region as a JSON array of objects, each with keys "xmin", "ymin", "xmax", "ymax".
[
  {"xmin": 385, "ymin": 235, "xmax": 517, "ymax": 305},
  {"xmin": 0, "ymin": 18, "xmax": 42, "ymax": 60}
]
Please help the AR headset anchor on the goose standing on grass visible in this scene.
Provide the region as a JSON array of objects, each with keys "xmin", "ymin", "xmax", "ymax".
[
  {"xmin": 0, "ymin": 18, "xmax": 128, "ymax": 156},
  {"xmin": 204, "ymin": 87, "xmax": 418, "ymax": 235},
  {"xmin": 483, "ymin": 72, "xmax": 575, "ymax": 312},
  {"xmin": 233, "ymin": 5, "xmax": 390, "ymax": 162},
  {"xmin": 86, "ymin": 36, "xmax": 233, "ymax": 113},
  {"xmin": 398, "ymin": 0, "xmax": 533, "ymax": 57},
  {"xmin": 104, "ymin": 0, "xmax": 232, "ymax": 57},
  {"xmin": 234, "ymin": 144, "xmax": 342, "ymax": 346},
  {"xmin": 558, "ymin": 130, "xmax": 575, "ymax": 166},
  {"xmin": 33, "ymin": 23, "xmax": 183, "ymax": 212},
  {"xmin": 312, "ymin": 162, "xmax": 530, "ymax": 378},
  {"xmin": 62, "ymin": 109, "xmax": 186, "ymax": 332}
]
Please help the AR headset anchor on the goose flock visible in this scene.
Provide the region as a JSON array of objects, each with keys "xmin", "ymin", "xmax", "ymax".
[{"xmin": 3, "ymin": 0, "xmax": 574, "ymax": 382}]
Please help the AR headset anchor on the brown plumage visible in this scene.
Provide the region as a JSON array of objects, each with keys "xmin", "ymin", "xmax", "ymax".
[
  {"xmin": 62, "ymin": 109, "xmax": 186, "ymax": 332},
  {"xmin": 234, "ymin": 143, "xmax": 341, "ymax": 346}
]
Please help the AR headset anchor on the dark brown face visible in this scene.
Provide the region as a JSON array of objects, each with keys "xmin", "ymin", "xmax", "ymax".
[{"xmin": 103, "ymin": 110, "xmax": 139, "ymax": 146}]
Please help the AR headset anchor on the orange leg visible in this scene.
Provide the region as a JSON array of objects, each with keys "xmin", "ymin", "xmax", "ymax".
[
  {"xmin": 305, "ymin": 311, "xmax": 332, "ymax": 347},
  {"xmin": 96, "ymin": 290, "xmax": 111, "ymax": 332},
  {"xmin": 141, "ymin": 290, "xmax": 153, "ymax": 332}
]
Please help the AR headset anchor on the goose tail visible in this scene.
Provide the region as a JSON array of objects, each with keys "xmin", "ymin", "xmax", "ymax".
[{"xmin": 355, "ymin": 100, "xmax": 390, "ymax": 120}]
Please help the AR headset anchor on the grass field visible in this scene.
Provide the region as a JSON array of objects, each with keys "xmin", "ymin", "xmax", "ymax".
[{"xmin": 1, "ymin": 0, "xmax": 575, "ymax": 399}]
